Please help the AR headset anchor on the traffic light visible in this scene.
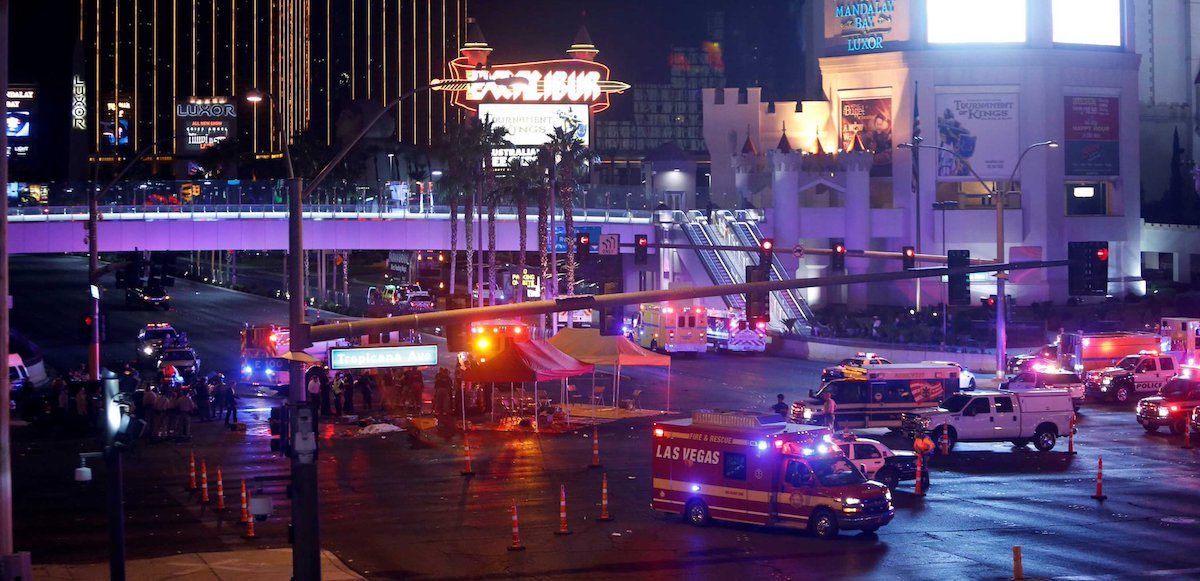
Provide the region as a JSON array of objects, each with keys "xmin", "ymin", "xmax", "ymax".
[
  {"xmin": 269, "ymin": 405, "xmax": 290, "ymax": 455},
  {"xmin": 634, "ymin": 234, "xmax": 649, "ymax": 265},
  {"xmin": 758, "ymin": 238, "xmax": 775, "ymax": 269},
  {"xmin": 830, "ymin": 238, "xmax": 846, "ymax": 273},
  {"xmin": 982, "ymin": 295, "xmax": 997, "ymax": 310},
  {"xmin": 902, "ymin": 246, "xmax": 916, "ymax": 270},
  {"xmin": 947, "ymin": 249, "xmax": 971, "ymax": 306},
  {"xmin": 745, "ymin": 265, "xmax": 770, "ymax": 323},
  {"xmin": 81, "ymin": 315, "xmax": 95, "ymax": 343},
  {"xmin": 1068, "ymin": 241, "xmax": 1109, "ymax": 296},
  {"xmin": 575, "ymin": 232, "xmax": 591, "ymax": 262}
]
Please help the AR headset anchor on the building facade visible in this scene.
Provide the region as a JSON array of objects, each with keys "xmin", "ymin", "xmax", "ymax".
[{"xmin": 704, "ymin": 0, "xmax": 1143, "ymax": 307}]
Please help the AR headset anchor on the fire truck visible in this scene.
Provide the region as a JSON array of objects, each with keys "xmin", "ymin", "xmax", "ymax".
[
  {"xmin": 631, "ymin": 303, "xmax": 707, "ymax": 355},
  {"xmin": 651, "ymin": 411, "xmax": 894, "ymax": 539},
  {"xmin": 240, "ymin": 324, "xmax": 291, "ymax": 396},
  {"xmin": 1058, "ymin": 331, "xmax": 1160, "ymax": 373},
  {"xmin": 706, "ymin": 308, "xmax": 767, "ymax": 353}
]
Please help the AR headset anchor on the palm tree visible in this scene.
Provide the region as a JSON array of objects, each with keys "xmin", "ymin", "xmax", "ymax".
[
  {"xmin": 535, "ymin": 149, "xmax": 552, "ymax": 301},
  {"xmin": 476, "ymin": 116, "xmax": 511, "ymax": 307},
  {"xmin": 505, "ymin": 157, "xmax": 542, "ymax": 300},
  {"xmin": 437, "ymin": 120, "xmax": 482, "ymax": 300},
  {"xmin": 545, "ymin": 126, "xmax": 598, "ymax": 295}
]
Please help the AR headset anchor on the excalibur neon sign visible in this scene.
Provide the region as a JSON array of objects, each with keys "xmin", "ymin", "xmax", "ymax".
[{"xmin": 437, "ymin": 58, "xmax": 629, "ymax": 114}]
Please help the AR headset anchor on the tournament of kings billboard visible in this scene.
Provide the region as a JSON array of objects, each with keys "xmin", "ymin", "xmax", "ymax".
[
  {"xmin": 1064, "ymin": 96, "xmax": 1119, "ymax": 177},
  {"xmin": 935, "ymin": 92, "xmax": 1019, "ymax": 180},
  {"xmin": 840, "ymin": 96, "xmax": 892, "ymax": 177}
]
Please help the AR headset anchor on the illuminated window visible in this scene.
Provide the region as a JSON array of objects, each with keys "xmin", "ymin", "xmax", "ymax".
[
  {"xmin": 927, "ymin": 0, "xmax": 1026, "ymax": 44},
  {"xmin": 1053, "ymin": 0, "xmax": 1121, "ymax": 46},
  {"xmin": 1066, "ymin": 182, "xmax": 1110, "ymax": 216}
]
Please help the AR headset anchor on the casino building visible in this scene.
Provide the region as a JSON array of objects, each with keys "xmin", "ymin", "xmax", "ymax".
[{"xmin": 702, "ymin": 0, "xmax": 1143, "ymax": 307}]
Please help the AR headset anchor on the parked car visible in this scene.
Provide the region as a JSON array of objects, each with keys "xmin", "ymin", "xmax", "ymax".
[
  {"xmin": 922, "ymin": 361, "xmax": 976, "ymax": 390},
  {"xmin": 832, "ymin": 434, "xmax": 924, "ymax": 491}
]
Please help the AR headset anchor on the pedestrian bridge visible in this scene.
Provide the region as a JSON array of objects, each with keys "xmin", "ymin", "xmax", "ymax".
[{"xmin": 6, "ymin": 204, "xmax": 656, "ymax": 255}]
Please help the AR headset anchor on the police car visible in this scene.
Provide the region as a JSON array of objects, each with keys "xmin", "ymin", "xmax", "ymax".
[
  {"xmin": 832, "ymin": 434, "xmax": 924, "ymax": 491},
  {"xmin": 136, "ymin": 323, "xmax": 178, "ymax": 365},
  {"xmin": 821, "ymin": 353, "xmax": 892, "ymax": 382}
]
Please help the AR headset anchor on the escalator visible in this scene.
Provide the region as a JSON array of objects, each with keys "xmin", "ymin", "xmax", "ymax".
[
  {"xmin": 680, "ymin": 221, "xmax": 745, "ymax": 309},
  {"xmin": 733, "ymin": 221, "xmax": 818, "ymax": 333}
]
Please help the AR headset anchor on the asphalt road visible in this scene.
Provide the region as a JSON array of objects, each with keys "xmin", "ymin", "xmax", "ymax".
[{"xmin": 12, "ymin": 255, "xmax": 1200, "ymax": 579}]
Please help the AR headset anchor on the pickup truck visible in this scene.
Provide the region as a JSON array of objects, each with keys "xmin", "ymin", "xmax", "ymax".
[
  {"xmin": 1085, "ymin": 352, "xmax": 1179, "ymax": 403},
  {"xmin": 900, "ymin": 390, "xmax": 1075, "ymax": 452},
  {"xmin": 1003, "ymin": 368, "xmax": 1085, "ymax": 411}
]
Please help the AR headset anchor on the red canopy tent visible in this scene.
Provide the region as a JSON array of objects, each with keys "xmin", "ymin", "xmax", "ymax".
[
  {"xmin": 462, "ymin": 340, "xmax": 594, "ymax": 427},
  {"xmin": 463, "ymin": 340, "xmax": 594, "ymax": 383}
]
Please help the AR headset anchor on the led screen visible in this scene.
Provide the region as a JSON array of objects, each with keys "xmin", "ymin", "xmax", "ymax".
[
  {"xmin": 927, "ymin": 0, "xmax": 1026, "ymax": 44},
  {"xmin": 6, "ymin": 111, "xmax": 29, "ymax": 137},
  {"xmin": 1052, "ymin": 0, "xmax": 1121, "ymax": 46}
]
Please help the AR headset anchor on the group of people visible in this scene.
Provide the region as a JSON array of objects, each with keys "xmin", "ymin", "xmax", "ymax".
[
  {"xmin": 137, "ymin": 373, "xmax": 239, "ymax": 442},
  {"xmin": 300, "ymin": 365, "xmax": 464, "ymax": 419},
  {"xmin": 306, "ymin": 370, "xmax": 377, "ymax": 417}
]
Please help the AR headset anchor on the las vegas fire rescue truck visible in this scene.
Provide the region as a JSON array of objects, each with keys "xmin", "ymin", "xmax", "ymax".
[
  {"xmin": 651, "ymin": 411, "xmax": 894, "ymax": 539},
  {"xmin": 706, "ymin": 308, "xmax": 767, "ymax": 353},
  {"xmin": 240, "ymin": 324, "xmax": 292, "ymax": 396},
  {"xmin": 631, "ymin": 303, "xmax": 707, "ymax": 355}
]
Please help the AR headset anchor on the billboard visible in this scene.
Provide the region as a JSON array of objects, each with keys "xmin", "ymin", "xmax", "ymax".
[
  {"xmin": 6, "ymin": 86, "xmax": 35, "ymax": 158},
  {"xmin": 934, "ymin": 92, "xmax": 1019, "ymax": 180},
  {"xmin": 175, "ymin": 97, "xmax": 237, "ymax": 155},
  {"xmin": 927, "ymin": 0, "xmax": 1026, "ymax": 44},
  {"xmin": 1064, "ymin": 96, "xmax": 1119, "ymax": 177},
  {"xmin": 824, "ymin": 0, "xmax": 912, "ymax": 55},
  {"xmin": 839, "ymin": 96, "xmax": 892, "ymax": 177},
  {"xmin": 1052, "ymin": 0, "xmax": 1121, "ymax": 46},
  {"xmin": 479, "ymin": 103, "xmax": 590, "ymax": 165}
]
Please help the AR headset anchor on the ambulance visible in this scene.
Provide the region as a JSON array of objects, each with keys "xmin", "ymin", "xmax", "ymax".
[
  {"xmin": 631, "ymin": 303, "xmax": 707, "ymax": 355},
  {"xmin": 651, "ymin": 411, "xmax": 894, "ymax": 539},
  {"xmin": 706, "ymin": 308, "xmax": 768, "ymax": 353}
]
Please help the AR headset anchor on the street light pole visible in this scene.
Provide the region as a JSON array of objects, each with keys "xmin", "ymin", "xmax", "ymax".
[{"xmin": 900, "ymin": 141, "xmax": 1057, "ymax": 378}]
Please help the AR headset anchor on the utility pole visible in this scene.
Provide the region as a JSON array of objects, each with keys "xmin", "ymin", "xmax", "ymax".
[{"xmin": 0, "ymin": 0, "xmax": 13, "ymax": 568}]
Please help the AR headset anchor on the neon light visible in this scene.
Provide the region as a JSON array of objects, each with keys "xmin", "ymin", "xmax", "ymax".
[{"xmin": 440, "ymin": 57, "xmax": 629, "ymax": 113}]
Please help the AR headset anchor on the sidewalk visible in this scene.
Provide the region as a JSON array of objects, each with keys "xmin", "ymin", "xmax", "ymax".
[{"xmin": 35, "ymin": 549, "xmax": 362, "ymax": 580}]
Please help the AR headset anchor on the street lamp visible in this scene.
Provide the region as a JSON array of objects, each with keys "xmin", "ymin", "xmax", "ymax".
[
  {"xmin": 899, "ymin": 140, "xmax": 1057, "ymax": 378},
  {"xmin": 247, "ymin": 76, "xmax": 521, "ymax": 580}
]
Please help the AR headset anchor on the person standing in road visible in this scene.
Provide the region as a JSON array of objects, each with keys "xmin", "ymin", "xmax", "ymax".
[
  {"xmin": 223, "ymin": 385, "xmax": 239, "ymax": 427},
  {"xmin": 331, "ymin": 374, "xmax": 344, "ymax": 416},
  {"xmin": 771, "ymin": 394, "xmax": 789, "ymax": 418},
  {"xmin": 343, "ymin": 373, "xmax": 356, "ymax": 415},
  {"xmin": 306, "ymin": 373, "xmax": 322, "ymax": 413},
  {"xmin": 194, "ymin": 379, "xmax": 211, "ymax": 422},
  {"xmin": 358, "ymin": 373, "xmax": 374, "ymax": 412},
  {"xmin": 822, "ymin": 391, "xmax": 838, "ymax": 430},
  {"xmin": 434, "ymin": 368, "xmax": 452, "ymax": 415}
]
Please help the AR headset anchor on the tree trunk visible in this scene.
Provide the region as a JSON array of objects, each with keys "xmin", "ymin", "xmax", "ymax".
[
  {"xmin": 488, "ymin": 200, "xmax": 497, "ymax": 307},
  {"xmin": 537, "ymin": 186, "xmax": 549, "ymax": 298},
  {"xmin": 561, "ymin": 173, "xmax": 577, "ymax": 295},
  {"xmin": 465, "ymin": 184, "xmax": 475, "ymax": 301}
]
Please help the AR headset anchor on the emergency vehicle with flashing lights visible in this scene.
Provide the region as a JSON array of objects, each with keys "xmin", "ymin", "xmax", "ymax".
[
  {"xmin": 795, "ymin": 363, "xmax": 959, "ymax": 429},
  {"xmin": 1006, "ymin": 344, "xmax": 1060, "ymax": 376},
  {"xmin": 706, "ymin": 308, "xmax": 767, "ymax": 353},
  {"xmin": 1084, "ymin": 351, "xmax": 1179, "ymax": 404},
  {"xmin": 136, "ymin": 322, "xmax": 178, "ymax": 365},
  {"xmin": 1003, "ymin": 366, "xmax": 1086, "ymax": 410},
  {"xmin": 1137, "ymin": 377, "xmax": 1200, "ymax": 435},
  {"xmin": 831, "ymin": 433, "xmax": 923, "ymax": 492},
  {"xmin": 631, "ymin": 303, "xmax": 707, "ymax": 355},
  {"xmin": 1058, "ymin": 331, "xmax": 1160, "ymax": 374},
  {"xmin": 240, "ymin": 324, "xmax": 291, "ymax": 395},
  {"xmin": 468, "ymin": 319, "xmax": 530, "ymax": 361},
  {"xmin": 651, "ymin": 411, "xmax": 894, "ymax": 539},
  {"xmin": 820, "ymin": 352, "xmax": 892, "ymax": 383}
]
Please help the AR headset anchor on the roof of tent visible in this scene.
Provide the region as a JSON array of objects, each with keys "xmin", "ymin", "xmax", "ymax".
[
  {"xmin": 463, "ymin": 339, "xmax": 595, "ymax": 383},
  {"xmin": 548, "ymin": 328, "xmax": 672, "ymax": 367}
]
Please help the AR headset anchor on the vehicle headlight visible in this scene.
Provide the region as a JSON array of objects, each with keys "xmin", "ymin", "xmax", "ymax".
[
  {"xmin": 143, "ymin": 347, "xmax": 153, "ymax": 355},
  {"xmin": 919, "ymin": 417, "xmax": 931, "ymax": 428},
  {"xmin": 1159, "ymin": 408, "xmax": 1170, "ymax": 418},
  {"xmin": 1102, "ymin": 377, "xmax": 1112, "ymax": 385},
  {"xmin": 802, "ymin": 408, "xmax": 813, "ymax": 420},
  {"xmin": 884, "ymin": 489, "xmax": 892, "ymax": 501},
  {"xmin": 842, "ymin": 497, "xmax": 861, "ymax": 506}
]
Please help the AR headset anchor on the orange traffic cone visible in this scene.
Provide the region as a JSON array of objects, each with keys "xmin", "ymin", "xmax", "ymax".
[
  {"xmin": 555, "ymin": 485, "xmax": 572, "ymax": 535},
  {"xmin": 199, "ymin": 459, "xmax": 210, "ymax": 504},
  {"xmin": 461, "ymin": 437, "xmax": 476, "ymax": 477},
  {"xmin": 215, "ymin": 467, "xmax": 226, "ymax": 512},
  {"xmin": 187, "ymin": 450, "xmax": 197, "ymax": 491},
  {"xmin": 1091, "ymin": 456, "xmax": 1107, "ymax": 501},
  {"xmin": 507, "ymin": 501, "xmax": 525, "ymax": 551},
  {"xmin": 238, "ymin": 479, "xmax": 250, "ymax": 524},
  {"xmin": 597, "ymin": 473, "xmax": 613, "ymax": 522},
  {"xmin": 589, "ymin": 426, "xmax": 602, "ymax": 469},
  {"xmin": 1067, "ymin": 414, "xmax": 1077, "ymax": 455},
  {"xmin": 241, "ymin": 490, "xmax": 258, "ymax": 539},
  {"xmin": 938, "ymin": 420, "xmax": 950, "ymax": 456}
]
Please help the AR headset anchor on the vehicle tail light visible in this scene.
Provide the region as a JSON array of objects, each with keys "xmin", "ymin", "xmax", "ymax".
[
  {"xmin": 1171, "ymin": 405, "xmax": 1180, "ymax": 412},
  {"xmin": 773, "ymin": 439, "xmax": 784, "ymax": 448}
]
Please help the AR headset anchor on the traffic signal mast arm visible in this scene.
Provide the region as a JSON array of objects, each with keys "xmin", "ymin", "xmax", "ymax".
[
  {"xmin": 622, "ymin": 241, "xmax": 991, "ymax": 265},
  {"xmin": 307, "ymin": 259, "xmax": 1068, "ymax": 344}
]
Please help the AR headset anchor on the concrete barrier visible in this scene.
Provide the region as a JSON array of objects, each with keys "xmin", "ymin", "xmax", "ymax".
[{"xmin": 773, "ymin": 336, "xmax": 998, "ymax": 374}]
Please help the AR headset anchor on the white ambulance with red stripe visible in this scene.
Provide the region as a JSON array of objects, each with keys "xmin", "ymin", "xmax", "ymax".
[{"xmin": 651, "ymin": 411, "xmax": 894, "ymax": 539}]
